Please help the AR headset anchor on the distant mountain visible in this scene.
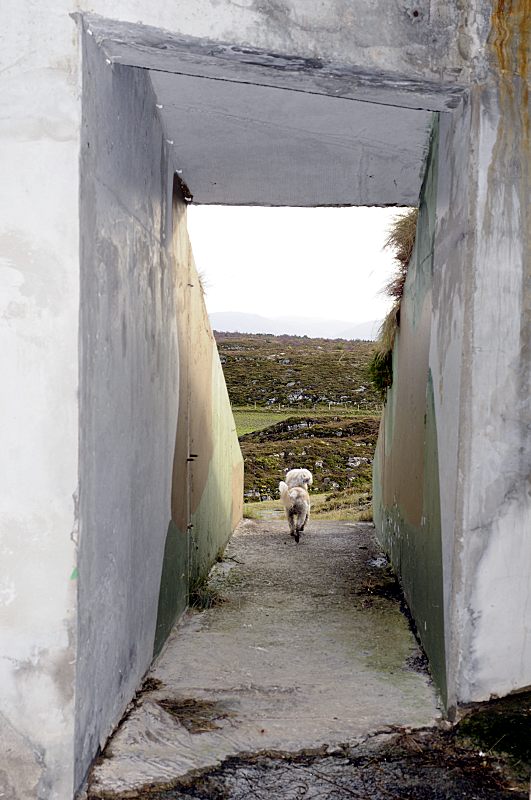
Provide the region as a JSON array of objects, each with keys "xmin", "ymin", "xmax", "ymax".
[{"xmin": 209, "ymin": 311, "xmax": 380, "ymax": 341}]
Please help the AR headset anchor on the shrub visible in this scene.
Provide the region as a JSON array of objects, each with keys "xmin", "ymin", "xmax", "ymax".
[{"xmin": 368, "ymin": 349, "xmax": 393, "ymax": 400}]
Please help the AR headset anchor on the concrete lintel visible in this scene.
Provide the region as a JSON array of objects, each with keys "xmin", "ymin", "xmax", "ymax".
[{"xmin": 79, "ymin": 13, "xmax": 467, "ymax": 112}]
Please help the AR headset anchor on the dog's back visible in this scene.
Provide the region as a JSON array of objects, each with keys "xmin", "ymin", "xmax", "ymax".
[
  {"xmin": 285, "ymin": 468, "xmax": 313, "ymax": 490},
  {"xmin": 279, "ymin": 481, "xmax": 310, "ymax": 543}
]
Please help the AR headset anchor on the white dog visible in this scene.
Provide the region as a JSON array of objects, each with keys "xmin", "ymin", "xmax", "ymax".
[
  {"xmin": 285, "ymin": 468, "xmax": 313, "ymax": 491},
  {"xmin": 279, "ymin": 481, "xmax": 310, "ymax": 544}
]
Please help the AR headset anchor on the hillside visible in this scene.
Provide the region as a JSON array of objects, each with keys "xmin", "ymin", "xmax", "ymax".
[
  {"xmin": 215, "ymin": 332, "xmax": 381, "ymax": 521},
  {"xmin": 239, "ymin": 414, "xmax": 378, "ymax": 516},
  {"xmin": 214, "ymin": 332, "xmax": 381, "ymax": 410}
]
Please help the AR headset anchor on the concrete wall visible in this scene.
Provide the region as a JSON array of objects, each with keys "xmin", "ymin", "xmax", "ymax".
[
  {"xmin": 373, "ymin": 118, "xmax": 447, "ymax": 701},
  {"xmin": 75, "ymin": 35, "xmax": 180, "ymax": 786},
  {"xmin": 1, "ymin": 5, "xmax": 243, "ymax": 794},
  {"xmin": 79, "ymin": 0, "xmax": 488, "ymax": 88},
  {"xmin": 154, "ymin": 193, "xmax": 244, "ymax": 654},
  {"xmin": 374, "ymin": 4, "xmax": 530, "ymax": 709},
  {"xmin": 76, "ymin": 31, "xmax": 243, "ymax": 789},
  {"xmin": 451, "ymin": 2, "xmax": 530, "ymax": 700},
  {"xmin": 0, "ymin": 4, "xmax": 80, "ymax": 798},
  {"xmin": 189, "ymin": 332, "xmax": 244, "ymax": 584}
]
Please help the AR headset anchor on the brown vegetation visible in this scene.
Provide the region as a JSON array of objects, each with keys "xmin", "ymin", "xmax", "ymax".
[{"xmin": 368, "ymin": 208, "xmax": 418, "ymax": 399}]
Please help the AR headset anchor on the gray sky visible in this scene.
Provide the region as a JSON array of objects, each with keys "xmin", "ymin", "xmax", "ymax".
[{"xmin": 187, "ymin": 206, "xmax": 402, "ymax": 324}]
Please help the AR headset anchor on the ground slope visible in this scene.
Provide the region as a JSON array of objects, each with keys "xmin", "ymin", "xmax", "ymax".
[{"xmin": 214, "ymin": 332, "xmax": 380, "ymax": 410}]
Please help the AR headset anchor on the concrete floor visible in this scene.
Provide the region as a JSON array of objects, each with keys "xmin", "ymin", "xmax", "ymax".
[{"xmin": 88, "ymin": 519, "xmax": 440, "ymax": 796}]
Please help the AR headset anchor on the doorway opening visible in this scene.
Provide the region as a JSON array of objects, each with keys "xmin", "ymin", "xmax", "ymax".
[{"xmin": 186, "ymin": 204, "xmax": 409, "ymax": 522}]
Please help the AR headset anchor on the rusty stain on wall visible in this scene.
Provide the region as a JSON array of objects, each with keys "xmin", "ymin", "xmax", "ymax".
[
  {"xmin": 487, "ymin": 0, "xmax": 530, "ymax": 215},
  {"xmin": 485, "ymin": 0, "xmax": 530, "ymax": 508}
]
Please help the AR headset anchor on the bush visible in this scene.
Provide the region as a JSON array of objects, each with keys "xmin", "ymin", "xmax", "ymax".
[{"xmin": 368, "ymin": 350, "xmax": 393, "ymax": 399}]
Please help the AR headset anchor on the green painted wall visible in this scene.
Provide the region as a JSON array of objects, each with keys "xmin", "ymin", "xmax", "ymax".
[
  {"xmin": 373, "ymin": 117, "xmax": 447, "ymax": 704},
  {"xmin": 154, "ymin": 193, "xmax": 243, "ymax": 656},
  {"xmin": 154, "ymin": 520, "xmax": 189, "ymax": 656},
  {"xmin": 190, "ymin": 353, "xmax": 244, "ymax": 582}
]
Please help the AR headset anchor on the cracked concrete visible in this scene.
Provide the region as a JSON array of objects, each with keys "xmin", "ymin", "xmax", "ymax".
[{"xmin": 87, "ymin": 519, "xmax": 439, "ymax": 796}]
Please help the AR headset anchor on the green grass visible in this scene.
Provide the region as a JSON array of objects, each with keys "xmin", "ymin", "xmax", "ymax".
[
  {"xmin": 239, "ymin": 414, "xmax": 379, "ymax": 498},
  {"xmin": 242, "ymin": 505, "xmax": 261, "ymax": 520},
  {"xmin": 232, "ymin": 405, "xmax": 376, "ymax": 437},
  {"xmin": 233, "ymin": 409, "xmax": 295, "ymax": 437},
  {"xmin": 189, "ymin": 575, "xmax": 225, "ymax": 610},
  {"xmin": 244, "ymin": 490, "xmax": 373, "ymax": 523}
]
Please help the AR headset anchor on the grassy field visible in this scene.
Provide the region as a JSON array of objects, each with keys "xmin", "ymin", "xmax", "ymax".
[
  {"xmin": 232, "ymin": 405, "xmax": 377, "ymax": 437},
  {"xmin": 238, "ymin": 414, "xmax": 379, "ymax": 495},
  {"xmin": 243, "ymin": 489, "xmax": 373, "ymax": 523},
  {"xmin": 232, "ymin": 409, "xmax": 295, "ymax": 437}
]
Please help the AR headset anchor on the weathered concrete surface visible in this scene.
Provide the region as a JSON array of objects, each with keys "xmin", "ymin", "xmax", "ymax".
[
  {"xmin": 87, "ymin": 520, "xmax": 438, "ymax": 796},
  {"xmin": 79, "ymin": 2, "xmax": 488, "ymax": 89},
  {"xmin": 86, "ymin": 727, "xmax": 528, "ymax": 799},
  {"xmin": 76, "ymin": 3, "xmax": 496, "ymax": 208},
  {"xmin": 373, "ymin": 118, "xmax": 447, "ymax": 701},
  {"xmin": 374, "ymin": 3, "xmax": 531, "ymax": 710},
  {"xmin": 76, "ymin": 32, "xmax": 180, "ymax": 790},
  {"xmin": 0, "ymin": 2, "xmax": 80, "ymax": 797},
  {"xmin": 149, "ymin": 70, "xmax": 433, "ymax": 206},
  {"xmin": 76, "ymin": 33, "xmax": 243, "ymax": 790}
]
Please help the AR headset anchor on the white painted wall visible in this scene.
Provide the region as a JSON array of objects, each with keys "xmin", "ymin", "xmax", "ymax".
[
  {"xmin": 79, "ymin": 0, "xmax": 484, "ymax": 84},
  {"xmin": 0, "ymin": 3, "xmax": 80, "ymax": 798}
]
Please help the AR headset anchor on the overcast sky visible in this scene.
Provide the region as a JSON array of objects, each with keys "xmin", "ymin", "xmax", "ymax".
[{"xmin": 187, "ymin": 206, "xmax": 403, "ymax": 324}]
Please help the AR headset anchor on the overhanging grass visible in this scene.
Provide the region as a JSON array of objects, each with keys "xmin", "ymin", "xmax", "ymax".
[{"xmin": 368, "ymin": 208, "xmax": 418, "ymax": 400}]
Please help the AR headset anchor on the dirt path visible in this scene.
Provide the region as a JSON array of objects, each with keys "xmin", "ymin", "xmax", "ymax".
[{"xmin": 87, "ymin": 519, "xmax": 443, "ymax": 796}]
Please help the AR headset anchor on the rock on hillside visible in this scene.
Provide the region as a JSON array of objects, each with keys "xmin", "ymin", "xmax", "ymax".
[{"xmin": 240, "ymin": 415, "xmax": 379, "ymax": 500}]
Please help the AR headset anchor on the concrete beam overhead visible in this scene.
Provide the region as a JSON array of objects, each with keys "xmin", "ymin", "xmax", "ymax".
[
  {"xmin": 149, "ymin": 70, "xmax": 434, "ymax": 206},
  {"xmin": 82, "ymin": 13, "xmax": 468, "ymax": 112}
]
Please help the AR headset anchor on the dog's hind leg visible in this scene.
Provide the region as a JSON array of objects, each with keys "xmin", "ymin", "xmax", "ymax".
[
  {"xmin": 288, "ymin": 509, "xmax": 297, "ymax": 538},
  {"xmin": 298, "ymin": 508, "xmax": 309, "ymax": 533}
]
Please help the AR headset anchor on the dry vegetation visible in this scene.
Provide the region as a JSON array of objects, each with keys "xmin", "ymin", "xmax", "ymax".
[
  {"xmin": 368, "ymin": 208, "xmax": 418, "ymax": 399},
  {"xmin": 215, "ymin": 333, "xmax": 381, "ymax": 410}
]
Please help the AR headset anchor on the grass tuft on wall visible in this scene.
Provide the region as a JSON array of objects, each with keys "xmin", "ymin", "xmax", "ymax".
[{"xmin": 368, "ymin": 208, "xmax": 418, "ymax": 400}]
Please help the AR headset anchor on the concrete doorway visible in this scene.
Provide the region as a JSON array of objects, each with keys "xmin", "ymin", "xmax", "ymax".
[{"xmin": 77, "ymin": 12, "xmax": 447, "ymax": 795}]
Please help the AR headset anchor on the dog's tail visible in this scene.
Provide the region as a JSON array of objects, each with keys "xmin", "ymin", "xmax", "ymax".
[{"xmin": 279, "ymin": 480, "xmax": 290, "ymax": 505}]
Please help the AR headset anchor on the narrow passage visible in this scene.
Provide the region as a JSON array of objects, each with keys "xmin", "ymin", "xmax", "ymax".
[{"xmin": 88, "ymin": 519, "xmax": 438, "ymax": 796}]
